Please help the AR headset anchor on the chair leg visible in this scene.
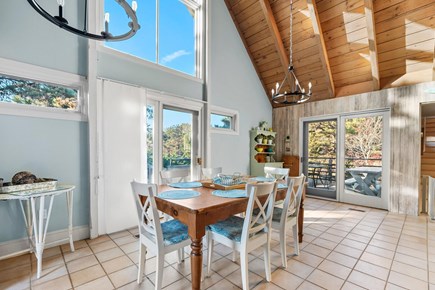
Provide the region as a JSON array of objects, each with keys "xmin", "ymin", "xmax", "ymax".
[
  {"xmin": 206, "ymin": 232, "xmax": 214, "ymax": 277},
  {"xmin": 279, "ymin": 225, "xmax": 288, "ymax": 268},
  {"xmin": 292, "ymin": 223, "xmax": 299, "ymax": 255},
  {"xmin": 232, "ymin": 248, "xmax": 237, "ymax": 262},
  {"xmin": 155, "ymin": 252, "xmax": 164, "ymax": 290},
  {"xmin": 263, "ymin": 241, "xmax": 272, "ymax": 282},
  {"xmin": 240, "ymin": 251, "xmax": 250, "ymax": 290},
  {"xmin": 177, "ymin": 248, "xmax": 184, "ymax": 264},
  {"xmin": 137, "ymin": 243, "xmax": 146, "ymax": 283}
]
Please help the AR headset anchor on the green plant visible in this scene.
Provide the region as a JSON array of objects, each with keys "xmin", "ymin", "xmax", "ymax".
[
  {"xmin": 255, "ymin": 134, "xmax": 266, "ymax": 142},
  {"xmin": 259, "ymin": 120, "xmax": 268, "ymax": 129}
]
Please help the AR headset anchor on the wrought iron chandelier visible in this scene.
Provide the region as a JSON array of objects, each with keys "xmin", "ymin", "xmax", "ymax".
[
  {"xmin": 271, "ymin": 0, "xmax": 312, "ymax": 105},
  {"xmin": 27, "ymin": 0, "xmax": 140, "ymax": 42}
]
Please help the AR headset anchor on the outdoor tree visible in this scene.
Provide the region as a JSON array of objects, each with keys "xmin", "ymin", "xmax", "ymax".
[
  {"xmin": 162, "ymin": 123, "xmax": 191, "ymax": 168},
  {"xmin": 345, "ymin": 116, "xmax": 383, "ymax": 167},
  {"xmin": 0, "ymin": 76, "xmax": 77, "ymax": 109},
  {"xmin": 308, "ymin": 120, "xmax": 337, "ymax": 163}
]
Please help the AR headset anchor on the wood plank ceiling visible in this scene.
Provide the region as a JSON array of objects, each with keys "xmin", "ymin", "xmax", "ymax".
[{"xmin": 225, "ymin": 0, "xmax": 435, "ymax": 107}]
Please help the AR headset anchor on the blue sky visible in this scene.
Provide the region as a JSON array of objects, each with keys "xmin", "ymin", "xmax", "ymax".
[
  {"xmin": 163, "ymin": 109, "xmax": 191, "ymax": 129},
  {"xmin": 104, "ymin": 0, "xmax": 195, "ymax": 76}
]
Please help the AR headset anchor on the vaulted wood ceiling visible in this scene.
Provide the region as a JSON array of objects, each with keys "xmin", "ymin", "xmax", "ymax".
[{"xmin": 225, "ymin": 0, "xmax": 435, "ymax": 107}]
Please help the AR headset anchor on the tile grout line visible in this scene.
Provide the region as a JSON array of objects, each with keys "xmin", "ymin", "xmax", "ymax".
[{"xmin": 301, "ymin": 205, "xmax": 389, "ymax": 289}]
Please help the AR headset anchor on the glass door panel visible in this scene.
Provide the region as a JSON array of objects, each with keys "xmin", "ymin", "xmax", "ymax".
[
  {"xmin": 340, "ymin": 112, "xmax": 389, "ymax": 209},
  {"xmin": 162, "ymin": 107, "xmax": 197, "ymax": 180},
  {"xmin": 302, "ymin": 119, "xmax": 337, "ymax": 199},
  {"xmin": 146, "ymin": 104, "xmax": 155, "ymax": 183}
]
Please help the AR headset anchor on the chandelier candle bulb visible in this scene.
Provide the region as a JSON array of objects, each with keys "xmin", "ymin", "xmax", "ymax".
[
  {"xmin": 104, "ymin": 13, "xmax": 110, "ymax": 33},
  {"xmin": 28, "ymin": 0, "xmax": 140, "ymax": 41}
]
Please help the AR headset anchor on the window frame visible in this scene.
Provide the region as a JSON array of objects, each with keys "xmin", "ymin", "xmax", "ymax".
[
  {"xmin": 209, "ymin": 105, "xmax": 239, "ymax": 135},
  {"xmin": 99, "ymin": 0, "xmax": 204, "ymax": 80},
  {"xmin": 0, "ymin": 57, "xmax": 87, "ymax": 121}
]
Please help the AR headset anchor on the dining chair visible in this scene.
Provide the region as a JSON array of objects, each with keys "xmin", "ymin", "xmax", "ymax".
[
  {"xmin": 130, "ymin": 181, "xmax": 191, "ymax": 290},
  {"xmin": 272, "ymin": 174, "xmax": 305, "ymax": 268},
  {"xmin": 264, "ymin": 166, "xmax": 289, "ymax": 181},
  {"xmin": 206, "ymin": 182, "xmax": 277, "ymax": 290},
  {"xmin": 160, "ymin": 168, "xmax": 190, "ymax": 184},
  {"xmin": 201, "ymin": 167, "xmax": 222, "ymax": 179}
]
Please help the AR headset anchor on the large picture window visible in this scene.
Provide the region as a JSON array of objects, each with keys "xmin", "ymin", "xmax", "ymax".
[{"xmin": 104, "ymin": 0, "xmax": 202, "ymax": 77}]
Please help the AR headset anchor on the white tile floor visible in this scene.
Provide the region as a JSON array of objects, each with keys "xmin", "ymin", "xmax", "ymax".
[{"xmin": 1, "ymin": 197, "xmax": 434, "ymax": 289}]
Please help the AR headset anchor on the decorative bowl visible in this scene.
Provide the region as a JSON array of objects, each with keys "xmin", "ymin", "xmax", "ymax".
[
  {"xmin": 256, "ymin": 147, "xmax": 264, "ymax": 152},
  {"xmin": 213, "ymin": 173, "xmax": 243, "ymax": 186}
]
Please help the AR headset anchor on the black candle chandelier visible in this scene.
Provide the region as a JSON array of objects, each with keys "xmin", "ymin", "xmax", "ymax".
[
  {"xmin": 271, "ymin": 0, "xmax": 312, "ymax": 105},
  {"xmin": 27, "ymin": 0, "xmax": 140, "ymax": 41}
]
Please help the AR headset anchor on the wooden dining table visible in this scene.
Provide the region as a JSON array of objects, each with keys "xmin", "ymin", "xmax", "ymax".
[{"xmin": 154, "ymin": 183, "xmax": 305, "ymax": 290}]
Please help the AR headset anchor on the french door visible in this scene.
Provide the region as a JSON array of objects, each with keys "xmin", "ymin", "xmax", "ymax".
[
  {"xmin": 302, "ymin": 110, "xmax": 390, "ymax": 210},
  {"xmin": 338, "ymin": 111, "xmax": 390, "ymax": 209},
  {"xmin": 146, "ymin": 93, "xmax": 203, "ymax": 184},
  {"xmin": 302, "ymin": 119, "xmax": 337, "ymax": 199}
]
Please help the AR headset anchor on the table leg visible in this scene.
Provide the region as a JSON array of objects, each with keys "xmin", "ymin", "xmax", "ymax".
[
  {"xmin": 66, "ymin": 190, "xmax": 75, "ymax": 252},
  {"xmin": 31, "ymin": 195, "xmax": 55, "ymax": 279},
  {"xmin": 191, "ymin": 238, "xmax": 203, "ymax": 290}
]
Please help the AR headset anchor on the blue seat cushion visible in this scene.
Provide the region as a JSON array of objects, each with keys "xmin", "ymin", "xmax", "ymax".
[
  {"xmin": 272, "ymin": 207, "xmax": 283, "ymax": 222},
  {"xmin": 161, "ymin": 219, "xmax": 189, "ymax": 246},
  {"xmin": 207, "ymin": 216, "xmax": 245, "ymax": 242},
  {"xmin": 252, "ymin": 207, "xmax": 294, "ymax": 223}
]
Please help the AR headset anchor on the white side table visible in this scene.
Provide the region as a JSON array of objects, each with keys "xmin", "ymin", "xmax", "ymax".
[{"xmin": 0, "ymin": 185, "xmax": 75, "ymax": 278}]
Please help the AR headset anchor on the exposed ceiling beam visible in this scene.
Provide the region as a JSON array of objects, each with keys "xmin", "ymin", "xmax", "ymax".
[
  {"xmin": 258, "ymin": 0, "xmax": 289, "ymax": 88},
  {"xmin": 307, "ymin": 0, "xmax": 335, "ymax": 98},
  {"xmin": 223, "ymin": 0, "xmax": 272, "ymax": 104},
  {"xmin": 364, "ymin": 0, "xmax": 380, "ymax": 90}
]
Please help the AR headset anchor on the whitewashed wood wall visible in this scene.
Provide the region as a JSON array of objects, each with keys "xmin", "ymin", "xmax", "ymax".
[{"xmin": 273, "ymin": 81, "xmax": 435, "ymax": 215}]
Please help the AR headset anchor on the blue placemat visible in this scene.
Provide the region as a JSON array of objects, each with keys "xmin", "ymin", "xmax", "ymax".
[
  {"xmin": 159, "ymin": 190, "xmax": 200, "ymax": 199},
  {"xmin": 250, "ymin": 176, "xmax": 276, "ymax": 182},
  {"xmin": 277, "ymin": 183, "xmax": 288, "ymax": 189},
  {"xmin": 168, "ymin": 182, "xmax": 202, "ymax": 188},
  {"xmin": 212, "ymin": 189, "xmax": 247, "ymax": 198}
]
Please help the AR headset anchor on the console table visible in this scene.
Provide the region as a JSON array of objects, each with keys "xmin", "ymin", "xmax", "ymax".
[{"xmin": 0, "ymin": 185, "xmax": 75, "ymax": 278}]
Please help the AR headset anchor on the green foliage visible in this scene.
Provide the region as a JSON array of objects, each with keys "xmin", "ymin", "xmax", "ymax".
[
  {"xmin": 213, "ymin": 116, "xmax": 231, "ymax": 129},
  {"xmin": 308, "ymin": 121, "xmax": 336, "ymax": 163},
  {"xmin": 0, "ymin": 76, "xmax": 77, "ymax": 109},
  {"xmin": 162, "ymin": 123, "xmax": 191, "ymax": 168}
]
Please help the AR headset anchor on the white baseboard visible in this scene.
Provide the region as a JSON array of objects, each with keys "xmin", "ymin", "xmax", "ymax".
[{"xmin": 0, "ymin": 225, "xmax": 90, "ymax": 260}]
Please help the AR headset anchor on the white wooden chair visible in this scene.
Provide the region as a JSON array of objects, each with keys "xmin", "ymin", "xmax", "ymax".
[
  {"xmin": 160, "ymin": 168, "xmax": 190, "ymax": 184},
  {"xmin": 264, "ymin": 166, "xmax": 289, "ymax": 181},
  {"xmin": 206, "ymin": 182, "xmax": 277, "ymax": 290},
  {"xmin": 201, "ymin": 167, "xmax": 222, "ymax": 179},
  {"xmin": 272, "ymin": 174, "xmax": 305, "ymax": 268},
  {"xmin": 130, "ymin": 181, "xmax": 191, "ymax": 290}
]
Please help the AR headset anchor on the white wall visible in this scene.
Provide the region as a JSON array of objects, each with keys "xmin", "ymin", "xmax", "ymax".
[{"xmin": 207, "ymin": 0, "xmax": 272, "ymax": 174}]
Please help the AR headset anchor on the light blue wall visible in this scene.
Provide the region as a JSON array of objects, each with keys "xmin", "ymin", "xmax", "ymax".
[
  {"xmin": 208, "ymin": 0, "xmax": 272, "ymax": 174},
  {"xmin": 0, "ymin": 1, "xmax": 89, "ymax": 245},
  {"xmin": 97, "ymin": 51, "xmax": 203, "ymax": 100},
  {"xmin": 0, "ymin": 0, "xmax": 272, "ymax": 246},
  {"xmin": 0, "ymin": 115, "xmax": 89, "ymax": 242},
  {"xmin": 0, "ymin": 1, "xmax": 88, "ymax": 76}
]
